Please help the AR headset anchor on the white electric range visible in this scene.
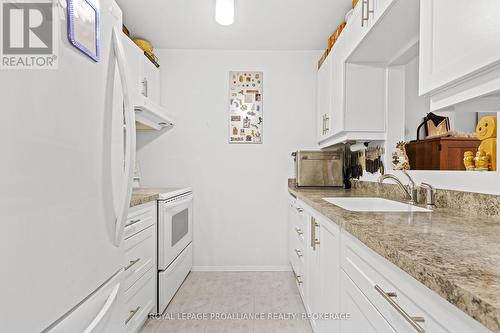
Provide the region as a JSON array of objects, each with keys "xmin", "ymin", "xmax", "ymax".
[{"xmin": 156, "ymin": 187, "xmax": 193, "ymax": 314}]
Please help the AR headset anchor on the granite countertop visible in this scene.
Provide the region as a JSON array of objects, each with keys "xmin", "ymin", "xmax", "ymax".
[
  {"xmin": 130, "ymin": 187, "xmax": 181, "ymax": 207},
  {"xmin": 288, "ymin": 183, "xmax": 500, "ymax": 332}
]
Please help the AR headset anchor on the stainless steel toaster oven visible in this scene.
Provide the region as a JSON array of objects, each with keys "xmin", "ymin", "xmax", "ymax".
[{"xmin": 292, "ymin": 150, "xmax": 343, "ymax": 187}]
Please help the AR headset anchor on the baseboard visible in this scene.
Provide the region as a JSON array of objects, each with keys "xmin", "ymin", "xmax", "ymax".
[{"xmin": 191, "ymin": 265, "xmax": 292, "ymax": 272}]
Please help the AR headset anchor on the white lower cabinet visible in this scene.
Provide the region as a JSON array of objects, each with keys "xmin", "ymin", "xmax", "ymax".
[
  {"xmin": 123, "ymin": 202, "xmax": 157, "ymax": 333},
  {"xmin": 304, "ymin": 213, "xmax": 321, "ymax": 332},
  {"xmin": 289, "ymin": 197, "xmax": 341, "ymax": 333},
  {"xmin": 340, "ymin": 270, "xmax": 396, "ymax": 333},
  {"xmin": 124, "ymin": 267, "xmax": 155, "ymax": 332},
  {"xmin": 288, "ymin": 197, "xmax": 307, "ymax": 298},
  {"xmin": 287, "ymin": 194, "xmax": 492, "ymax": 333},
  {"xmin": 318, "ymin": 222, "xmax": 341, "ymax": 333},
  {"xmin": 123, "ymin": 225, "xmax": 155, "ymax": 291},
  {"xmin": 341, "ymin": 230, "xmax": 491, "ymax": 333}
]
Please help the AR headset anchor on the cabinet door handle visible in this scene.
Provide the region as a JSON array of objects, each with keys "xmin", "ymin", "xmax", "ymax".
[
  {"xmin": 296, "ymin": 207, "xmax": 303, "ymax": 213},
  {"xmin": 368, "ymin": 0, "xmax": 374, "ymax": 19},
  {"xmin": 361, "ymin": 0, "xmax": 367, "ymax": 26},
  {"xmin": 125, "ymin": 218, "xmax": 141, "ymax": 227},
  {"xmin": 141, "ymin": 78, "xmax": 148, "ymax": 97},
  {"xmin": 362, "ymin": 0, "xmax": 371, "ymax": 26},
  {"xmin": 375, "ymin": 285, "xmax": 425, "ymax": 333},
  {"xmin": 125, "ymin": 306, "xmax": 141, "ymax": 325},
  {"xmin": 295, "ymin": 249, "xmax": 303, "ymax": 258},
  {"xmin": 124, "ymin": 258, "xmax": 141, "ymax": 271},
  {"xmin": 362, "ymin": 0, "xmax": 374, "ymax": 27},
  {"xmin": 310, "ymin": 218, "xmax": 320, "ymax": 250},
  {"xmin": 295, "ymin": 227, "xmax": 303, "ymax": 236},
  {"xmin": 325, "ymin": 115, "xmax": 330, "ymax": 133}
]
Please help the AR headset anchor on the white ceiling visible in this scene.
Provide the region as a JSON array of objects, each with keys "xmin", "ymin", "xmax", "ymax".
[{"xmin": 116, "ymin": 0, "xmax": 352, "ymax": 50}]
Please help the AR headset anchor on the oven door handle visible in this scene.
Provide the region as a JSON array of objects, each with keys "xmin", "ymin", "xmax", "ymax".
[{"xmin": 160, "ymin": 197, "xmax": 193, "ymax": 209}]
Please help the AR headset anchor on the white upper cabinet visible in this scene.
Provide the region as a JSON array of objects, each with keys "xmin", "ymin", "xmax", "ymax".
[
  {"xmin": 419, "ymin": 0, "xmax": 500, "ymax": 101},
  {"xmin": 121, "ymin": 33, "xmax": 142, "ymax": 96},
  {"xmin": 316, "ymin": 0, "xmax": 396, "ymax": 147},
  {"xmin": 121, "ymin": 33, "xmax": 173, "ymax": 130},
  {"xmin": 139, "ymin": 56, "xmax": 161, "ymax": 104},
  {"xmin": 316, "ymin": 58, "xmax": 386, "ymax": 147},
  {"xmin": 121, "ymin": 34, "xmax": 161, "ymax": 105},
  {"xmin": 317, "ymin": 55, "xmax": 333, "ymax": 141}
]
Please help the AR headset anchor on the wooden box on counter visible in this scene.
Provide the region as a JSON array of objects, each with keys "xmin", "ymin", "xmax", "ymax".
[{"xmin": 406, "ymin": 137, "xmax": 480, "ymax": 171}]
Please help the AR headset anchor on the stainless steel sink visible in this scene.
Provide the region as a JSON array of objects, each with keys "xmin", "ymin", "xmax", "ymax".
[{"xmin": 323, "ymin": 197, "xmax": 432, "ymax": 212}]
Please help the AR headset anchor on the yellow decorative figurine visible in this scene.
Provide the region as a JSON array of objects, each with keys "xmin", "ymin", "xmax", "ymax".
[
  {"xmin": 464, "ymin": 151, "xmax": 475, "ymax": 170},
  {"xmin": 474, "ymin": 151, "xmax": 490, "ymax": 170},
  {"xmin": 475, "ymin": 116, "xmax": 497, "ymax": 171}
]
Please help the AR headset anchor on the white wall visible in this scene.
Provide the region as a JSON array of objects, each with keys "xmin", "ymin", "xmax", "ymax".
[
  {"xmin": 136, "ymin": 50, "xmax": 319, "ymax": 270},
  {"xmin": 404, "ymin": 57, "xmax": 430, "ymax": 141}
]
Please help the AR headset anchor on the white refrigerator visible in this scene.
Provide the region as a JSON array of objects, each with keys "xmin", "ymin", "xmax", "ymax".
[{"xmin": 0, "ymin": 0, "xmax": 135, "ymax": 332}]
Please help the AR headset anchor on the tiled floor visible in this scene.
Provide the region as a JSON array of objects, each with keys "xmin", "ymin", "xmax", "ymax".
[{"xmin": 141, "ymin": 271, "xmax": 313, "ymax": 333}]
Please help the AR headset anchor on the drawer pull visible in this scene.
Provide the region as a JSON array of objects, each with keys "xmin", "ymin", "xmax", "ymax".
[
  {"xmin": 375, "ymin": 285, "xmax": 425, "ymax": 333},
  {"xmin": 125, "ymin": 218, "xmax": 141, "ymax": 227},
  {"xmin": 294, "ymin": 273, "xmax": 303, "ymax": 285},
  {"xmin": 295, "ymin": 227, "xmax": 303, "ymax": 236},
  {"xmin": 296, "ymin": 207, "xmax": 303, "ymax": 213},
  {"xmin": 125, "ymin": 306, "xmax": 141, "ymax": 325},
  {"xmin": 295, "ymin": 249, "xmax": 303, "ymax": 258},
  {"xmin": 124, "ymin": 258, "xmax": 141, "ymax": 271}
]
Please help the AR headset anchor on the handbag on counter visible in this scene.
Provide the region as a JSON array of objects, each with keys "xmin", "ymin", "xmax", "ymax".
[{"xmin": 415, "ymin": 112, "xmax": 450, "ymax": 141}]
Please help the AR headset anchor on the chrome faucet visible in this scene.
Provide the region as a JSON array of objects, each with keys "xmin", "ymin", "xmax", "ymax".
[
  {"xmin": 420, "ymin": 182, "xmax": 436, "ymax": 209},
  {"xmin": 378, "ymin": 170, "xmax": 418, "ymax": 205}
]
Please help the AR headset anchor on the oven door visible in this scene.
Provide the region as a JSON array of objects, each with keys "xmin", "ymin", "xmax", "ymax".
[{"xmin": 158, "ymin": 195, "xmax": 193, "ymax": 270}]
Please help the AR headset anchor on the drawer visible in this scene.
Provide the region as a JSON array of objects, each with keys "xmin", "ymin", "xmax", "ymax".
[
  {"xmin": 289, "ymin": 230, "xmax": 305, "ymax": 273},
  {"xmin": 125, "ymin": 203, "xmax": 155, "ymax": 239},
  {"xmin": 295, "ymin": 205, "xmax": 306, "ymax": 231},
  {"xmin": 291, "ymin": 264, "xmax": 305, "ymax": 300},
  {"xmin": 340, "ymin": 270, "xmax": 396, "ymax": 333},
  {"xmin": 123, "ymin": 225, "xmax": 155, "ymax": 291},
  {"xmin": 124, "ymin": 267, "xmax": 155, "ymax": 333},
  {"xmin": 158, "ymin": 243, "xmax": 193, "ymax": 313},
  {"xmin": 341, "ymin": 231, "xmax": 491, "ymax": 333},
  {"xmin": 289, "ymin": 247, "xmax": 301, "ymax": 277},
  {"xmin": 291, "ymin": 219, "xmax": 306, "ymax": 247}
]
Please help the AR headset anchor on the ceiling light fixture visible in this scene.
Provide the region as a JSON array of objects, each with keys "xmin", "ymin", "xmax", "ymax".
[{"xmin": 215, "ymin": 0, "xmax": 235, "ymax": 26}]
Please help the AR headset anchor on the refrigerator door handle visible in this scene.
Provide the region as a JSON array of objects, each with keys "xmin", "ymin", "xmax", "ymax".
[
  {"xmin": 82, "ymin": 282, "xmax": 120, "ymax": 333},
  {"xmin": 111, "ymin": 27, "xmax": 136, "ymax": 246}
]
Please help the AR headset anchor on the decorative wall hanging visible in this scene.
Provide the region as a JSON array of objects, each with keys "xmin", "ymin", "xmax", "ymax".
[
  {"xmin": 229, "ymin": 71, "xmax": 263, "ymax": 143},
  {"xmin": 67, "ymin": 0, "xmax": 100, "ymax": 62}
]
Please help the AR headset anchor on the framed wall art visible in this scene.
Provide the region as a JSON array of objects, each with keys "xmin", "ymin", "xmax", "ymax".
[
  {"xmin": 229, "ymin": 71, "xmax": 263, "ymax": 143},
  {"xmin": 67, "ymin": 0, "xmax": 100, "ymax": 62}
]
